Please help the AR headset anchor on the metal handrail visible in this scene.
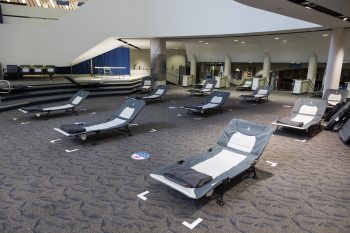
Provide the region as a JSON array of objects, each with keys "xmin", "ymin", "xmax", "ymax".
[{"xmin": 0, "ymin": 80, "xmax": 11, "ymax": 94}]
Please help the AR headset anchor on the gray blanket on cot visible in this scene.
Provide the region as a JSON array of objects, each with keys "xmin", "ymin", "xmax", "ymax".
[{"xmin": 164, "ymin": 167, "xmax": 213, "ymax": 188}]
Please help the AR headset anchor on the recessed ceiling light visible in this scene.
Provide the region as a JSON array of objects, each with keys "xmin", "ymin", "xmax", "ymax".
[
  {"xmin": 174, "ymin": 48, "xmax": 178, "ymax": 50},
  {"xmin": 274, "ymin": 37, "xmax": 280, "ymax": 40},
  {"xmin": 322, "ymin": 34, "xmax": 329, "ymax": 37},
  {"xmin": 241, "ymin": 41, "xmax": 245, "ymax": 44},
  {"xmin": 198, "ymin": 40, "xmax": 203, "ymax": 43},
  {"xmin": 290, "ymin": 62, "xmax": 296, "ymax": 64},
  {"xmin": 282, "ymin": 40, "xmax": 287, "ymax": 42},
  {"xmin": 234, "ymin": 39, "xmax": 239, "ymax": 42},
  {"xmin": 205, "ymin": 42, "xmax": 209, "ymax": 45},
  {"xmin": 305, "ymin": 6, "xmax": 311, "ymax": 9},
  {"xmin": 343, "ymin": 17, "xmax": 348, "ymax": 21}
]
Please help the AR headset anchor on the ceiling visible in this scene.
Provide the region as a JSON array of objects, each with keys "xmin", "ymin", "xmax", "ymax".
[{"xmin": 235, "ymin": 0, "xmax": 350, "ymax": 28}]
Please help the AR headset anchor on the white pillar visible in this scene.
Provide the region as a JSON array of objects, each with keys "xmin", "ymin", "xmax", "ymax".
[
  {"xmin": 150, "ymin": 39, "xmax": 166, "ymax": 86},
  {"xmin": 262, "ymin": 53, "xmax": 271, "ymax": 84},
  {"xmin": 324, "ymin": 28, "xmax": 347, "ymax": 93},
  {"xmin": 224, "ymin": 54, "xmax": 231, "ymax": 87},
  {"xmin": 307, "ymin": 53, "xmax": 317, "ymax": 92},
  {"xmin": 190, "ymin": 54, "xmax": 196, "ymax": 79}
]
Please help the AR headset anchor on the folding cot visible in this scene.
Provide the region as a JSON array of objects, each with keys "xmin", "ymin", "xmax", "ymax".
[
  {"xmin": 339, "ymin": 118, "xmax": 350, "ymax": 144},
  {"xmin": 326, "ymin": 101, "xmax": 350, "ymax": 132},
  {"xmin": 138, "ymin": 76, "xmax": 154, "ymax": 93},
  {"xmin": 187, "ymin": 80, "xmax": 217, "ymax": 96},
  {"xmin": 240, "ymin": 85, "xmax": 273, "ymax": 102},
  {"xmin": 150, "ymin": 118, "xmax": 273, "ymax": 205},
  {"xmin": 54, "ymin": 98, "xmax": 145, "ymax": 141},
  {"xmin": 272, "ymin": 98, "xmax": 327, "ymax": 137},
  {"xmin": 19, "ymin": 90, "xmax": 90, "ymax": 118},
  {"xmin": 182, "ymin": 91, "xmax": 230, "ymax": 115},
  {"xmin": 139, "ymin": 85, "xmax": 169, "ymax": 103},
  {"xmin": 236, "ymin": 79, "xmax": 252, "ymax": 91},
  {"xmin": 322, "ymin": 89, "xmax": 348, "ymax": 108}
]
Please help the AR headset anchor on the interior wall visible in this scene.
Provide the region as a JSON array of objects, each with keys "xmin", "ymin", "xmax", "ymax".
[{"xmin": 130, "ymin": 49, "xmax": 186, "ymax": 72}]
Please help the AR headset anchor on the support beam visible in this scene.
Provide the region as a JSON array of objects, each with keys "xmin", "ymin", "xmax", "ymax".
[
  {"xmin": 224, "ymin": 54, "xmax": 231, "ymax": 87},
  {"xmin": 324, "ymin": 28, "xmax": 347, "ymax": 94},
  {"xmin": 262, "ymin": 53, "xmax": 271, "ymax": 84},
  {"xmin": 150, "ymin": 39, "xmax": 166, "ymax": 86},
  {"xmin": 307, "ymin": 53, "xmax": 317, "ymax": 92},
  {"xmin": 190, "ymin": 54, "xmax": 196, "ymax": 80}
]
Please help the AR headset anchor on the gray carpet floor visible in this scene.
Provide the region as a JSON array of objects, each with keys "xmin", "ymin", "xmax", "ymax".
[{"xmin": 0, "ymin": 86, "xmax": 349, "ymax": 233}]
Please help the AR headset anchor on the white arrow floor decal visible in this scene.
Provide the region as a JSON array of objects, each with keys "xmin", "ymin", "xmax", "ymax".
[
  {"xmin": 50, "ymin": 139, "xmax": 61, "ymax": 143},
  {"xmin": 266, "ymin": 160, "xmax": 277, "ymax": 167},
  {"xmin": 137, "ymin": 191, "xmax": 149, "ymax": 201},
  {"xmin": 65, "ymin": 149, "xmax": 79, "ymax": 153},
  {"xmin": 182, "ymin": 218, "xmax": 203, "ymax": 230}
]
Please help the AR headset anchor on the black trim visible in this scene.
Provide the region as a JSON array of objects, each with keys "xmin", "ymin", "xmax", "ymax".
[{"xmin": 2, "ymin": 14, "xmax": 58, "ymax": 20}]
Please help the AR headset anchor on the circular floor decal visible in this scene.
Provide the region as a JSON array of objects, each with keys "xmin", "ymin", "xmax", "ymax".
[{"xmin": 131, "ymin": 152, "xmax": 150, "ymax": 160}]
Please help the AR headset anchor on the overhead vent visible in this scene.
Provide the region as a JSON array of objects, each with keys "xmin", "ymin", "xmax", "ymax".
[{"xmin": 288, "ymin": 0, "xmax": 349, "ymax": 22}]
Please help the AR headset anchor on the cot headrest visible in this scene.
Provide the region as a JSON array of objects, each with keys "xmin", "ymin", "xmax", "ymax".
[
  {"xmin": 323, "ymin": 89, "xmax": 348, "ymax": 103},
  {"xmin": 144, "ymin": 80, "xmax": 152, "ymax": 86},
  {"xmin": 68, "ymin": 90, "xmax": 90, "ymax": 105},
  {"xmin": 152, "ymin": 85, "xmax": 169, "ymax": 96},
  {"xmin": 216, "ymin": 118, "xmax": 273, "ymax": 155},
  {"xmin": 292, "ymin": 98, "xmax": 327, "ymax": 116},
  {"xmin": 113, "ymin": 98, "xmax": 146, "ymax": 119},
  {"xmin": 254, "ymin": 85, "xmax": 272, "ymax": 95},
  {"xmin": 208, "ymin": 91, "xmax": 230, "ymax": 104}
]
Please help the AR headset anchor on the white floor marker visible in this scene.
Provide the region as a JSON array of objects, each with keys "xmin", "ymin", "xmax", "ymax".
[
  {"xmin": 50, "ymin": 139, "xmax": 61, "ymax": 143},
  {"xmin": 13, "ymin": 118, "xmax": 17, "ymax": 121},
  {"xmin": 137, "ymin": 191, "xmax": 149, "ymax": 201},
  {"xmin": 295, "ymin": 139, "xmax": 306, "ymax": 142},
  {"xmin": 21, "ymin": 122, "xmax": 30, "ymax": 125},
  {"xmin": 149, "ymin": 129, "xmax": 157, "ymax": 133},
  {"xmin": 65, "ymin": 149, "xmax": 79, "ymax": 153},
  {"xmin": 182, "ymin": 218, "xmax": 203, "ymax": 230},
  {"xmin": 130, "ymin": 123, "xmax": 139, "ymax": 126},
  {"xmin": 18, "ymin": 109, "xmax": 28, "ymax": 113},
  {"xmin": 89, "ymin": 112, "xmax": 96, "ymax": 115},
  {"xmin": 266, "ymin": 160, "xmax": 277, "ymax": 167},
  {"xmin": 169, "ymin": 106, "xmax": 177, "ymax": 109},
  {"xmin": 177, "ymin": 114, "xmax": 183, "ymax": 117},
  {"xmin": 283, "ymin": 105, "xmax": 292, "ymax": 108}
]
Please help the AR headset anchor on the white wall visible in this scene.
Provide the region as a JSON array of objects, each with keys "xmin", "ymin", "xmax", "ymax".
[
  {"xmin": 130, "ymin": 49, "xmax": 186, "ymax": 72},
  {"xmin": 0, "ymin": 0, "xmax": 319, "ymax": 67}
]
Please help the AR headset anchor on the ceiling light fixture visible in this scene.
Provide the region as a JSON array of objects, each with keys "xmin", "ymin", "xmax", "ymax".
[
  {"xmin": 322, "ymin": 34, "xmax": 329, "ymax": 37},
  {"xmin": 274, "ymin": 37, "xmax": 280, "ymax": 40},
  {"xmin": 343, "ymin": 17, "xmax": 348, "ymax": 21},
  {"xmin": 198, "ymin": 40, "xmax": 203, "ymax": 43},
  {"xmin": 174, "ymin": 48, "xmax": 178, "ymax": 50},
  {"xmin": 205, "ymin": 42, "xmax": 209, "ymax": 45},
  {"xmin": 282, "ymin": 40, "xmax": 287, "ymax": 42},
  {"xmin": 241, "ymin": 41, "xmax": 246, "ymax": 44},
  {"xmin": 234, "ymin": 39, "xmax": 239, "ymax": 42}
]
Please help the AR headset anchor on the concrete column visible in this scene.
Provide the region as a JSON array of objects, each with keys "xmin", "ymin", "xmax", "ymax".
[
  {"xmin": 150, "ymin": 39, "xmax": 166, "ymax": 86},
  {"xmin": 190, "ymin": 54, "xmax": 196, "ymax": 79},
  {"xmin": 306, "ymin": 53, "xmax": 317, "ymax": 92},
  {"xmin": 324, "ymin": 28, "xmax": 347, "ymax": 93},
  {"xmin": 224, "ymin": 54, "xmax": 231, "ymax": 87},
  {"xmin": 262, "ymin": 53, "xmax": 271, "ymax": 84}
]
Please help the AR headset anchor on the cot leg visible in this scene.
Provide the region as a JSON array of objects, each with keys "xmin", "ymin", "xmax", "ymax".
[
  {"xmin": 91, "ymin": 132, "xmax": 100, "ymax": 145},
  {"xmin": 216, "ymin": 177, "xmax": 230, "ymax": 206},
  {"xmin": 125, "ymin": 126, "xmax": 132, "ymax": 136},
  {"xmin": 247, "ymin": 165, "xmax": 258, "ymax": 179},
  {"xmin": 44, "ymin": 111, "xmax": 50, "ymax": 120}
]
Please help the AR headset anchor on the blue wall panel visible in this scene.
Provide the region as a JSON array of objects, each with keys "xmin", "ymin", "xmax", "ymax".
[
  {"xmin": 56, "ymin": 47, "xmax": 130, "ymax": 75},
  {"xmin": 93, "ymin": 47, "xmax": 130, "ymax": 75}
]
